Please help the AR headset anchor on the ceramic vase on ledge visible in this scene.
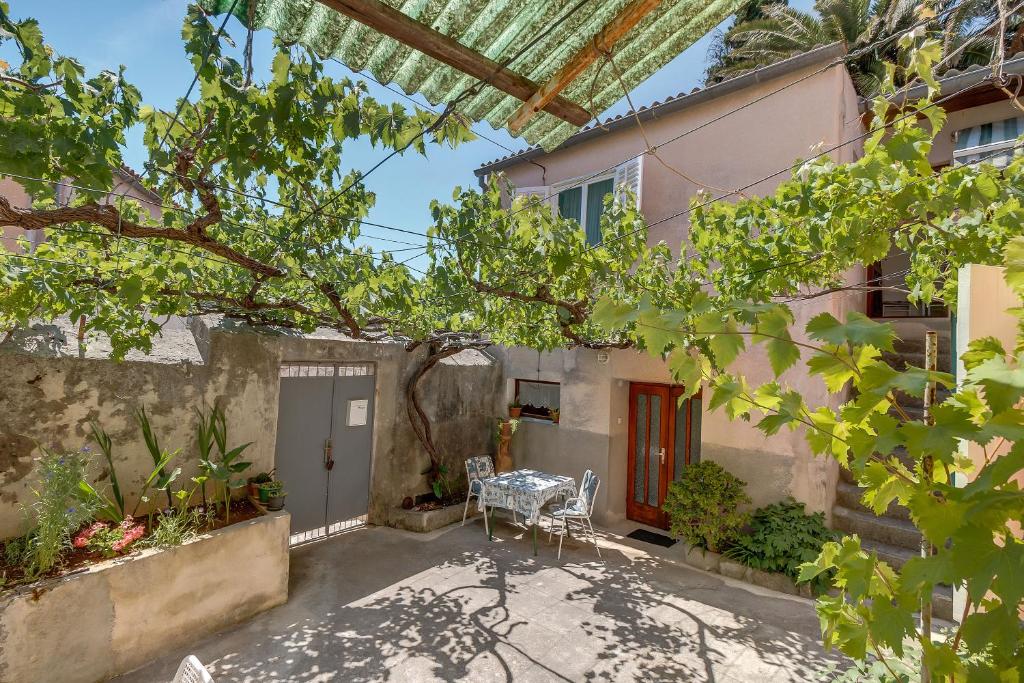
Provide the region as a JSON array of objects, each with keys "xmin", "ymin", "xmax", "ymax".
[{"xmin": 496, "ymin": 419, "xmax": 514, "ymax": 472}]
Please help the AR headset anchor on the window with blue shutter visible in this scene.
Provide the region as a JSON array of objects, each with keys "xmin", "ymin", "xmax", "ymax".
[
  {"xmin": 557, "ymin": 186, "xmax": 582, "ymax": 223},
  {"xmin": 954, "ymin": 116, "xmax": 1024, "ymax": 168},
  {"xmin": 584, "ymin": 178, "xmax": 614, "ymax": 245}
]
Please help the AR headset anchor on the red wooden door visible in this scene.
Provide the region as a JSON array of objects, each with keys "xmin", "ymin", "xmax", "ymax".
[
  {"xmin": 627, "ymin": 383, "xmax": 673, "ymax": 528},
  {"xmin": 627, "ymin": 384, "xmax": 700, "ymax": 529}
]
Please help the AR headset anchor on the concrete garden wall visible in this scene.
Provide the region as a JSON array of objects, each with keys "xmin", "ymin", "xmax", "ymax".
[
  {"xmin": 0, "ymin": 317, "xmax": 280, "ymax": 539},
  {"xmin": 0, "ymin": 511, "xmax": 290, "ymax": 683},
  {"xmin": 0, "ymin": 316, "xmax": 503, "ymax": 537}
]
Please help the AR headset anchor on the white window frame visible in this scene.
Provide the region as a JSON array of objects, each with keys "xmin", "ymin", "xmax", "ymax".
[
  {"xmin": 509, "ymin": 157, "xmax": 642, "ymax": 232},
  {"xmin": 952, "ymin": 138, "xmax": 1022, "ymax": 167},
  {"xmin": 953, "ymin": 117, "xmax": 1024, "ymax": 168},
  {"xmin": 551, "ymin": 172, "xmax": 616, "ymax": 228}
]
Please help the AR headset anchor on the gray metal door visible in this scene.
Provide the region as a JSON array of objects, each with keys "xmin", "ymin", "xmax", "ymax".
[
  {"xmin": 327, "ymin": 371, "xmax": 375, "ymax": 525},
  {"xmin": 275, "ymin": 363, "xmax": 375, "ymax": 543}
]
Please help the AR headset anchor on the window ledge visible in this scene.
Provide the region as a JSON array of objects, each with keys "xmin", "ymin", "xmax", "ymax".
[{"xmin": 519, "ymin": 416, "xmax": 558, "ymax": 426}]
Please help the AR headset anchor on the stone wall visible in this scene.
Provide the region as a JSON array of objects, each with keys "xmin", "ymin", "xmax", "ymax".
[
  {"xmin": 0, "ymin": 317, "xmax": 503, "ymax": 538},
  {"xmin": 0, "ymin": 318, "xmax": 279, "ymax": 539}
]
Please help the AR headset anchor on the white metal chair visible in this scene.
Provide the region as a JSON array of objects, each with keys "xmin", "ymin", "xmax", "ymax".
[
  {"xmin": 546, "ymin": 469, "xmax": 601, "ymax": 560},
  {"xmin": 172, "ymin": 655, "xmax": 215, "ymax": 683},
  {"xmin": 462, "ymin": 455, "xmax": 495, "ymax": 525}
]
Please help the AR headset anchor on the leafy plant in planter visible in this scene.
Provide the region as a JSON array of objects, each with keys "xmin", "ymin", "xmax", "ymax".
[
  {"xmin": 430, "ymin": 464, "xmax": 455, "ymax": 502},
  {"xmin": 724, "ymin": 498, "xmax": 837, "ymax": 593},
  {"xmin": 23, "ymin": 447, "xmax": 96, "ymax": 576},
  {"xmin": 196, "ymin": 404, "xmax": 252, "ymax": 524},
  {"xmin": 73, "ymin": 517, "xmax": 146, "ymax": 557},
  {"xmin": 494, "ymin": 418, "xmax": 520, "ymax": 444},
  {"xmin": 508, "ymin": 398, "xmax": 522, "ymax": 418},
  {"xmin": 78, "ymin": 420, "xmax": 180, "ymax": 523},
  {"xmin": 144, "ymin": 506, "xmax": 212, "ymax": 549},
  {"xmin": 136, "ymin": 407, "xmax": 179, "ymax": 510},
  {"xmin": 662, "ymin": 461, "xmax": 750, "ymax": 553}
]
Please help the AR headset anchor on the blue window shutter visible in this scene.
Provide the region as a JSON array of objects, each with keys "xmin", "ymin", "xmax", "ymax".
[
  {"xmin": 584, "ymin": 178, "xmax": 614, "ymax": 245},
  {"xmin": 558, "ymin": 186, "xmax": 582, "ymax": 223}
]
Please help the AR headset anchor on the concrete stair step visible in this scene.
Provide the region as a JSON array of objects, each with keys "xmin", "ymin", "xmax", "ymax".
[
  {"xmin": 832, "ymin": 505, "xmax": 922, "ymax": 551},
  {"xmin": 859, "ymin": 538, "xmax": 920, "ymax": 569},
  {"xmin": 881, "ymin": 350, "xmax": 953, "ymax": 373},
  {"xmin": 858, "ymin": 540, "xmax": 953, "ymax": 621},
  {"xmin": 889, "ymin": 387, "xmax": 954, "ymax": 410},
  {"xmin": 890, "ymin": 333, "xmax": 951, "ymax": 355},
  {"xmin": 839, "ymin": 447, "xmax": 916, "ymax": 484},
  {"xmin": 835, "ymin": 480, "xmax": 911, "ymax": 521}
]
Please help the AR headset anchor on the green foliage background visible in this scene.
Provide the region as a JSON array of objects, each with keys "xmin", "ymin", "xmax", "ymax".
[{"xmin": 3, "ymin": 4, "xmax": 1024, "ymax": 678}]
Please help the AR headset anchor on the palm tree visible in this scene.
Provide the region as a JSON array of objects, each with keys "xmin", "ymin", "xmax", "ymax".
[
  {"xmin": 704, "ymin": 0, "xmax": 927, "ymax": 95},
  {"xmin": 940, "ymin": 0, "xmax": 1024, "ymax": 72},
  {"xmin": 704, "ymin": 0, "xmax": 790, "ymax": 84}
]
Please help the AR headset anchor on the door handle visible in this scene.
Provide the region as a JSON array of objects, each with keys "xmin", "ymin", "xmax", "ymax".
[
  {"xmin": 324, "ymin": 439, "xmax": 335, "ymax": 471},
  {"xmin": 659, "ymin": 447, "xmax": 666, "ymax": 465}
]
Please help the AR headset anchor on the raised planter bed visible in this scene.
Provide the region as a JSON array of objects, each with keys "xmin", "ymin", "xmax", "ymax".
[
  {"xmin": 389, "ymin": 502, "xmax": 476, "ymax": 533},
  {"xmin": 681, "ymin": 546, "xmax": 813, "ymax": 598},
  {"xmin": 628, "ymin": 535, "xmax": 815, "ymax": 600},
  {"xmin": 0, "ymin": 510, "xmax": 289, "ymax": 683}
]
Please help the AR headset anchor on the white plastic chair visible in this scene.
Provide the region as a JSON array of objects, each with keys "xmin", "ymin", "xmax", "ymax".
[
  {"xmin": 462, "ymin": 455, "xmax": 495, "ymax": 525},
  {"xmin": 546, "ymin": 469, "xmax": 602, "ymax": 560},
  {"xmin": 172, "ymin": 655, "xmax": 215, "ymax": 683}
]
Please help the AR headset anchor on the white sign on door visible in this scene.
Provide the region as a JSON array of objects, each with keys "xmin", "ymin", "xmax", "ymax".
[{"xmin": 347, "ymin": 398, "xmax": 369, "ymax": 426}]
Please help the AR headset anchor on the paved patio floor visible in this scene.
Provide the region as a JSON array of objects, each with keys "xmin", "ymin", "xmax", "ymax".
[{"xmin": 118, "ymin": 519, "xmax": 842, "ymax": 682}]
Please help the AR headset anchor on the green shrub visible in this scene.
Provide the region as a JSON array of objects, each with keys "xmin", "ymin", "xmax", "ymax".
[
  {"xmin": 725, "ymin": 498, "xmax": 836, "ymax": 591},
  {"xmin": 25, "ymin": 447, "xmax": 95, "ymax": 575},
  {"xmin": 662, "ymin": 461, "xmax": 750, "ymax": 552}
]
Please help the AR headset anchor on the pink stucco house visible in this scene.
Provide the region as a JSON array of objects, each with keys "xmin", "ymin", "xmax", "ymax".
[
  {"xmin": 476, "ymin": 43, "xmax": 1024, "ymax": 612},
  {"xmin": 478, "ymin": 44, "xmax": 863, "ymax": 531}
]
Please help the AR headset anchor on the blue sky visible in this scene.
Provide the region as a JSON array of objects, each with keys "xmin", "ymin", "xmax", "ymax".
[{"xmin": 10, "ymin": 1, "xmax": 814, "ymax": 268}]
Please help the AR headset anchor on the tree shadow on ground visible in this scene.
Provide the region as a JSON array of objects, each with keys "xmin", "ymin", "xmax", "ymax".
[{"xmin": 118, "ymin": 521, "xmax": 842, "ymax": 682}]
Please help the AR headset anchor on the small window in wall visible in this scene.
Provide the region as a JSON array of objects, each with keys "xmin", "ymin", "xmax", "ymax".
[
  {"xmin": 515, "ymin": 379, "xmax": 560, "ymax": 420},
  {"xmin": 557, "ymin": 177, "xmax": 615, "ymax": 246}
]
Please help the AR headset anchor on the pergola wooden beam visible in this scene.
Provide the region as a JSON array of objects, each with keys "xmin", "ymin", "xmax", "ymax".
[
  {"xmin": 316, "ymin": 0, "xmax": 592, "ymax": 126},
  {"xmin": 508, "ymin": 0, "xmax": 663, "ymax": 133}
]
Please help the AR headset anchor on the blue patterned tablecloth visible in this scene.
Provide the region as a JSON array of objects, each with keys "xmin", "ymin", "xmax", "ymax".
[{"xmin": 478, "ymin": 469, "xmax": 576, "ymax": 524}]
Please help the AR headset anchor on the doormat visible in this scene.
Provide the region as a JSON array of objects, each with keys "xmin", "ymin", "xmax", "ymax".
[{"xmin": 626, "ymin": 529, "xmax": 677, "ymax": 548}]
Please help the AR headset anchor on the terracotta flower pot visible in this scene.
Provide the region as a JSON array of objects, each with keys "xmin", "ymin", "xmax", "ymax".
[{"xmin": 509, "ymin": 406, "xmax": 522, "ymax": 418}]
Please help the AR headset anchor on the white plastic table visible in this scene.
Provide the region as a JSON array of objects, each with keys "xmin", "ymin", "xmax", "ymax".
[{"xmin": 478, "ymin": 469, "xmax": 576, "ymax": 555}]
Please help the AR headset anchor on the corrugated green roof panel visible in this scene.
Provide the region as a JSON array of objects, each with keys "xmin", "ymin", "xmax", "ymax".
[{"xmin": 203, "ymin": 0, "xmax": 741, "ymax": 150}]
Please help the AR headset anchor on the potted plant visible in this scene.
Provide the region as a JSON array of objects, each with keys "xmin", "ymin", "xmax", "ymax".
[
  {"xmin": 248, "ymin": 470, "xmax": 274, "ymax": 498},
  {"xmin": 508, "ymin": 398, "xmax": 522, "ymax": 418},
  {"xmin": 264, "ymin": 480, "xmax": 287, "ymax": 511},
  {"xmin": 257, "ymin": 478, "xmax": 277, "ymax": 504},
  {"xmin": 550, "ymin": 408, "xmax": 560, "ymax": 424}
]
